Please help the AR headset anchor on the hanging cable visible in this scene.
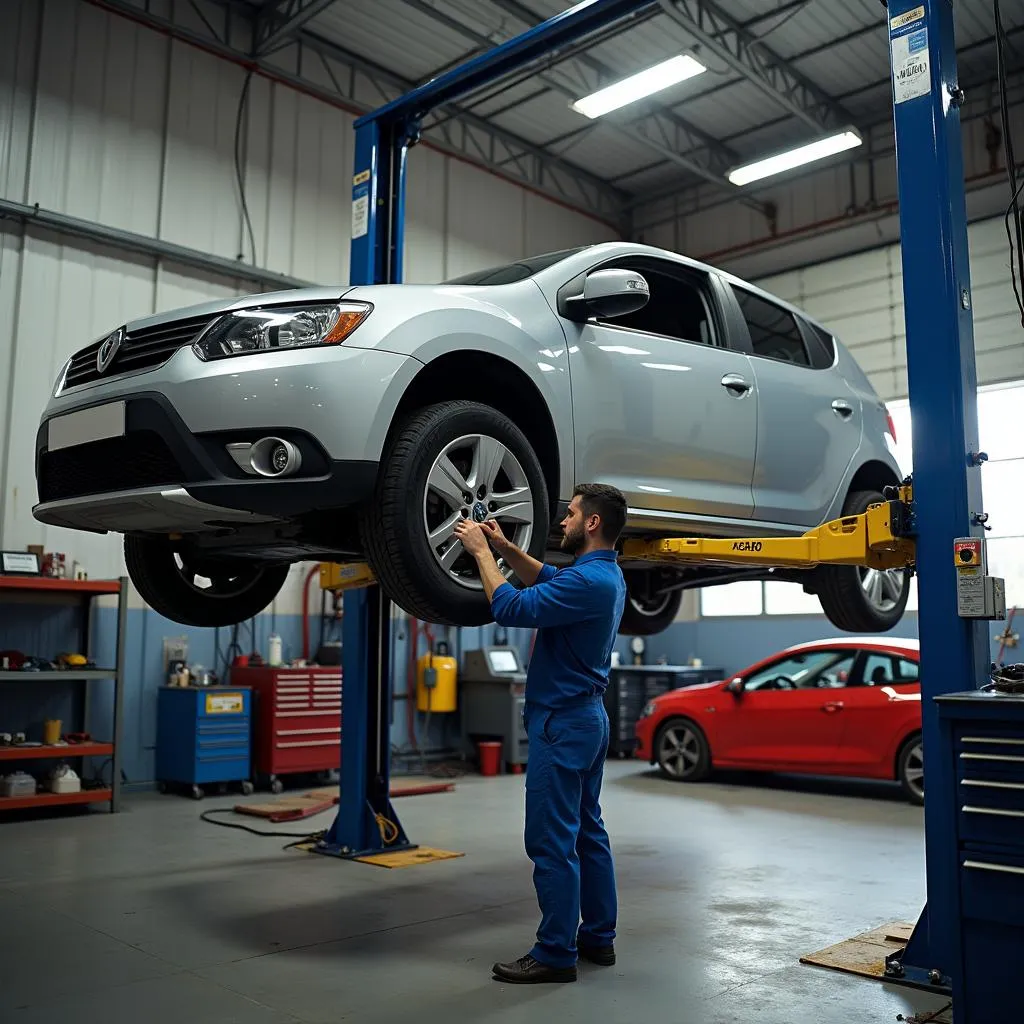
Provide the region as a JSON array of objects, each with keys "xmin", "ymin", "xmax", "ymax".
[
  {"xmin": 994, "ymin": 0, "xmax": 1024, "ymax": 327},
  {"xmin": 233, "ymin": 66, "xmax": 259, "ymax": 266}
]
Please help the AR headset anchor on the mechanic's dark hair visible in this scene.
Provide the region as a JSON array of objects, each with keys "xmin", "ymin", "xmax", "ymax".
[{"xmin": 573, "ymin": 483, "xmax": 627, "ymax": 544}]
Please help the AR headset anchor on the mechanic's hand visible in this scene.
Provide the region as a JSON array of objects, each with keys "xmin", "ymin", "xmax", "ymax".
[
  {"xmin": 454, "ymin": 519, "xmax": 490, "ymax": 559},
  {"xmin": 480, "ymin": 519, "xmax": 511, "ymax": 553}
]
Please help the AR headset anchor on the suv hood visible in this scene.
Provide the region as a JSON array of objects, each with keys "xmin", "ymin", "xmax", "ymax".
[{"xmin": 121, "ymin": 286, "xmax": 357, "ymax": 334}]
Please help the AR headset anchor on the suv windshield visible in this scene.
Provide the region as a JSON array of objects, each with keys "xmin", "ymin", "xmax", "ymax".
[{"xmin": 443, "ymin": 246, "xmax": 589, "ymax": 285}]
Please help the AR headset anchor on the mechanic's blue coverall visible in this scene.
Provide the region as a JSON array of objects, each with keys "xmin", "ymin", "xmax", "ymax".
[{"xmin": 490, "ymin": 550, "xmax": 626, "ymax": 968}]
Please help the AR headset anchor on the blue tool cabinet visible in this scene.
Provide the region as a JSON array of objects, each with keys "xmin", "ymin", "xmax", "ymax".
[
  {"xmin": 936, "ymin": 691, "xmax": 1024, "ymax": 1024},
  {"xmin": 156, "ymin": 686, "xmax": 253, "ymax": 799}
]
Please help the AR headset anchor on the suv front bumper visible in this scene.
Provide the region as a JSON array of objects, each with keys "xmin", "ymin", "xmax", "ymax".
[{"xmin": 33, "ymin": 392, "xmax": 378, "ymax": 534}]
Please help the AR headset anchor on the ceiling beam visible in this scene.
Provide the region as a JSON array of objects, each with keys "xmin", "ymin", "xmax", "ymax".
[
  {"xmin": 658, "ymin": 0, "xmax": 857, "ymax": 133},
  {"xmin": 402, "ymin": 0, "xmax": 749, "ymax": 200},
  {"xmin": 254, "ymin": 0, "xmax": 338, "ymax": 55}
]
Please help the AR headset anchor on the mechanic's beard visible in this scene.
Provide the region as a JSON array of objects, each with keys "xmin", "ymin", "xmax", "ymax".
[{"xmin": 560, "ymin": 523, "xmax": 585, "ymax": 555}]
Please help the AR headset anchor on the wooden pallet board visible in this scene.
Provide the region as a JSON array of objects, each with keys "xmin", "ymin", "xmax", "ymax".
[{"xmin": 800, "ymin": 921, "xmax": 915, "ymax": 980}]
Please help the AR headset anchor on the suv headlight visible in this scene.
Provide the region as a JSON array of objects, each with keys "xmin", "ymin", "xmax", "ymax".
[{"xmin": 192, "ymin": 302, "xmax": 371, "ymax": 360}]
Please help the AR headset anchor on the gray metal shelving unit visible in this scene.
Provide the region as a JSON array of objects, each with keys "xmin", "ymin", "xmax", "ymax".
[{"xmin": 0, "ymin": 575, "xmax": 127, "ymax": 813}]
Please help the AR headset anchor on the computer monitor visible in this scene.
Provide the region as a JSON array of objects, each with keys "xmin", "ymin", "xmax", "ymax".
[{"xmin": 487, "ymin": 648, "xmax": 520, "ymax": 674}]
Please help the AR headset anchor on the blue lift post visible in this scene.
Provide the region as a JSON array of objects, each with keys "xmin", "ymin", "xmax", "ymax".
[
  {"xmin": 317, "ymin": 0, "xmax": 661, "ymax": 859},
  {"xmin": 882, "ymin": 0, "xmax": 993, "ymax": 994}
]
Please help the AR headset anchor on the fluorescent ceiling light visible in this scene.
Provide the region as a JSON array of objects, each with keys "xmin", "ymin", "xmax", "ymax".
[
  {"xmin": 571, "ymin": 54, "xmax": 706, "ymax": 118},
  {"xmin": 727, "ymin": 130, "xmax": 863, "ymax": 186}
]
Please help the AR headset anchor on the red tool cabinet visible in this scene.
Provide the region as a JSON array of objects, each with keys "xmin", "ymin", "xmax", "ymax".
[{"xmin": 229, "ymin": 666, "xmax": 341, "ymax": 792}]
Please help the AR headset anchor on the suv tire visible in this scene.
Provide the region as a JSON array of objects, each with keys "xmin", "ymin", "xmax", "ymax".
[
  {"xmin": 362, "ymin": 400, "xmax": 550, "ymax": 626},
  {"xmin": 817, "ymin": 489, "xmax": 911, "ymax": 632},
  {"xmin": 619, "ymin": 571, "xmax": 683, "ymax": 635},
  {"xmin": 124, "ymin": 535, "xmax": 288, "ymax": 627}
]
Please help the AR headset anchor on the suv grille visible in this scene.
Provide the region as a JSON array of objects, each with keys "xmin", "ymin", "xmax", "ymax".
[
  {"xmin": 38, "ymin": 430, "xmax": 188, "ymax": 503},
  {"xmin": 62, "ymin": 314, "xmax": 215, "ymax": 390}
]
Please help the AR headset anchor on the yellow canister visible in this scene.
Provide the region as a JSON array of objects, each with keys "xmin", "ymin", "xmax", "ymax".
[{"xmin": 416, "ymin": 651, "xmax": 458, "ymax": 713}]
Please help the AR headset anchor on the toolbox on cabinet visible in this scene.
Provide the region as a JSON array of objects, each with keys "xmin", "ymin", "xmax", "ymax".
[
  {"xmin": 230, "ymin": 666, "xmax": 342, "ymax": 791},
  {"xmin": 156, "ymin": 686, "xmax": 252, "ymax": 798},
  {"xmin": 604, "ymin": 665, "xmax": 723, "ymax": 757}
]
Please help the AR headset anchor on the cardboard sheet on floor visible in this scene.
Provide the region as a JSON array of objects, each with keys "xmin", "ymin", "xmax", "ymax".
[
  {"xmin": 234, "ymin": 795, "xmax": 336, "ymax": 822},
  {"xmin": 800, "ymin": 921, "xmax": 915, "ymax": 979},
  {"xmin": 354, "ymin": 846, "xmax": 464, "ymax": 868}
]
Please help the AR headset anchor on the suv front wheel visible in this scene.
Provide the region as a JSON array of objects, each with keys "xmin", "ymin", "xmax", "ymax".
[
  {"xmin": 361, "ymin": 400, "xmax": 550, "ymax": 626},
  {"xmin": 124, "ymin": 535, "xmax": 288, "ymax": 627}
]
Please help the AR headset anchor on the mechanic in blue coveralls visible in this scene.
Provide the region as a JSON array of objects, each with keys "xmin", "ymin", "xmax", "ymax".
[{"xmin": 455, "ymin": 483, "xmax": 627, "ymax": 985}]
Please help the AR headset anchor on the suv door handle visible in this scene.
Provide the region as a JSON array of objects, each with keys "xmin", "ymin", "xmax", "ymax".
[
  {"xmin": 831, "ymin": 399, "xmax": 854, "ymax": 419},
  {"xmin": 823, "ymin": 701, "xmax": 845, "ymax": 713},
  {"xmin": 721, "ymin": 373, "xmax": 752, "ymax": 396}
]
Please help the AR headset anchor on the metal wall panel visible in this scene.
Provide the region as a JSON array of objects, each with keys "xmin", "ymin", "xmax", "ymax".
[
  {"xmin": 755, "ymin": 217, "xmax": 1024, "ymax": 402},
  {"xmin": 0, "ymin": 0, "xmax": 617, "ymax": 613}
]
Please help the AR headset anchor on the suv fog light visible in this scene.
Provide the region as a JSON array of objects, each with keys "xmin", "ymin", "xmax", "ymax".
[{"xmin": 249, "ymin": 437, "xmax": 301, "ymax": 477}]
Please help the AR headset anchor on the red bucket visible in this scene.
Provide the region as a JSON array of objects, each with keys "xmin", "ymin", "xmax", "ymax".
[{"xmin": 478, "ymin": 741, "xmax": 503, "ymax": 777}]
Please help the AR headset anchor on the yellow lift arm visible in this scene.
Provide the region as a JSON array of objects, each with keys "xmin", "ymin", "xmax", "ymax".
[
  {"xmin": 319, "ymin": 488, "xmax": 916, "ymax": 597},
  {"xmin": 320, "ymin": 561, "xmax": 376, "ymax": 591},
  {"xmin": 621, "ymin": 486, "xmax": 916, "ymax": 573}
]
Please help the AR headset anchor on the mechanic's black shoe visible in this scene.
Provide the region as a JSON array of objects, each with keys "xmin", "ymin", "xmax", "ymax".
[
  {"xmin": 492, "ymin": 954, "xmax": 577, "ymax": 984},
  {"xmin": 577, "ymin": 941, "xmax": 616, "ymax": 966}
]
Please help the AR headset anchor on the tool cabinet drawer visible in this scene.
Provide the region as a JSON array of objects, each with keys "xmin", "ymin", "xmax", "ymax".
[
  {"xmin": 959, "ymin": 852, "xmax": 1024, "ymax": 928},
  {"xmin": 958, "ymin": 802, "xmax": 1024, "ymax": 847}
]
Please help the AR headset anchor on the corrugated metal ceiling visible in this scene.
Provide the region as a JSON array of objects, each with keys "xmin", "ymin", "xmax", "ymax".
[{"xmin": 300, "ymin": 0, "xmax": 1024, "ymax": 196}]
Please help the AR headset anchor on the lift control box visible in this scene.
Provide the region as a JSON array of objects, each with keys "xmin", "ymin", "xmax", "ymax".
[{"xmin": 953, "ymin": 538, "xmax": 1006, "ymax": 620}]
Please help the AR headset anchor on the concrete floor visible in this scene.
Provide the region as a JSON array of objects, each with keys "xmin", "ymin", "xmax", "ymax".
[{"xmin": 0, "ymin": 763, "xmax": 953, "ymax": 1024}]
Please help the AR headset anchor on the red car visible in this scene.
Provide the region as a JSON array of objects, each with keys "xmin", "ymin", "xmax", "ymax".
[{"xmin": 634, "ymin": 638, "xmax": 924, "ymax": 804}]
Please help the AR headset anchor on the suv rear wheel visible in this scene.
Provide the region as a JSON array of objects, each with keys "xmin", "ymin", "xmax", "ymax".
[
  {"xmin": 619, "ymin": 570, "xmax": 683, "ymax": 635},
  {"xmin": 124, "ymin": 536, "xmax": 288, "ymax": 627},
  {"xmin": 817, "ymin": 489, "xmax": 911, "ymax": 632},
  {"xmin": 361, "ymin": 400, "xmax": 550, "ymax": 626}
]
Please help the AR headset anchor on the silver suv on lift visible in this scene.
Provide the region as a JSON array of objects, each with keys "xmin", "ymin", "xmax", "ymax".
[{"xmin": 33, "ymin": 242, "xmax": 908, "ymax": 635}]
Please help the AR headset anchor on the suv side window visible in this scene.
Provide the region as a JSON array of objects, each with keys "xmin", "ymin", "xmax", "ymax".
[
  {"xmin": 802, "ymin": 319, "xmax": 837, "ymax": 370},
  {"xmin": 734, "ymin": 288, "xmax": 810, "ymax": 366},
  {"xmin": 598, "ymin": 260, "xmax": 716, "ymax": 346}
]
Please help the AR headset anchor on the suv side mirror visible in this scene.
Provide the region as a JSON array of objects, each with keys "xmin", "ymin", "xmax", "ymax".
[
  {"xmin": 726, "ymin": 677, "xmax": 744, "ymax": 696},
  {"xmin": 563, "ymin": 269, "xmax": 650, "ymax": 321}
]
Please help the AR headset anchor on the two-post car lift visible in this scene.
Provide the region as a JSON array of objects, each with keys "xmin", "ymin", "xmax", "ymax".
[{"xmin": 319, "ymin": 2, "xmax": 1016, "ymax": 1018}]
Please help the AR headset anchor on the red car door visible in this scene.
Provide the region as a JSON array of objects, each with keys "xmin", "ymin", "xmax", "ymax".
[
  {"xmin": 832, "ymin": 652, "xmax": 921, "ymax": 776},
  {"xmin": 713, "ymin": 648, "xmax": 858, "ymax": 770}
]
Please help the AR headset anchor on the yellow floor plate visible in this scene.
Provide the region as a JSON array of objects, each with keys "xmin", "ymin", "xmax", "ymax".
[
  {"xmin": 354, "ymin": 846, "xmax": 465, "ymax": 868},
  {"xmin": 800, "ymin": 920, "xmax": 914, "ymax": 979}
]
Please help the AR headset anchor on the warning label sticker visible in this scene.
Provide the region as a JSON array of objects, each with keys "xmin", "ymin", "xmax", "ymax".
[
  {"xmin": 352, "ymin": 194, "xmax": 369, "ymax": 238},
  {"xmin": 890, "ymin": 5, "xmax": 924, "ymax": 31},
  {"xmin": 891, "ymin": 27, "xmax": 930, "ymax": 104}
]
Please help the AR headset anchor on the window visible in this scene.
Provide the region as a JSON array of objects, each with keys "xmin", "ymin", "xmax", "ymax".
[
  {"xmin": 599, "ymin": 263, "xmax": 715, "ymax": 346},
  {"xmin": 764, "ymin": 580, "xmax": 822, "ymax": 615},
  {"xmin": 862, "ymin": 654, "xmax": 896, "ymax": 686},
  {"xmin": 744, "ymin": 650, "xmax": 857, "ymax": 691},
  {"xmin": 735, "ymin": 288, "xmax": 810, "ymax": 365},
  {"xmin": 886, "ymin": 380, "xmax": 1024, "ymax": 608},
  {"xmin": 803, "ymin": 321, "xmax": 837, "ymax": 370},
  {"xmin": 896, "ymin": 657, "xmax": 920, "ymax": 682},
  {"xmin": 701, "ymin": 580, "xmax": 763, "ymax": 617}
]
